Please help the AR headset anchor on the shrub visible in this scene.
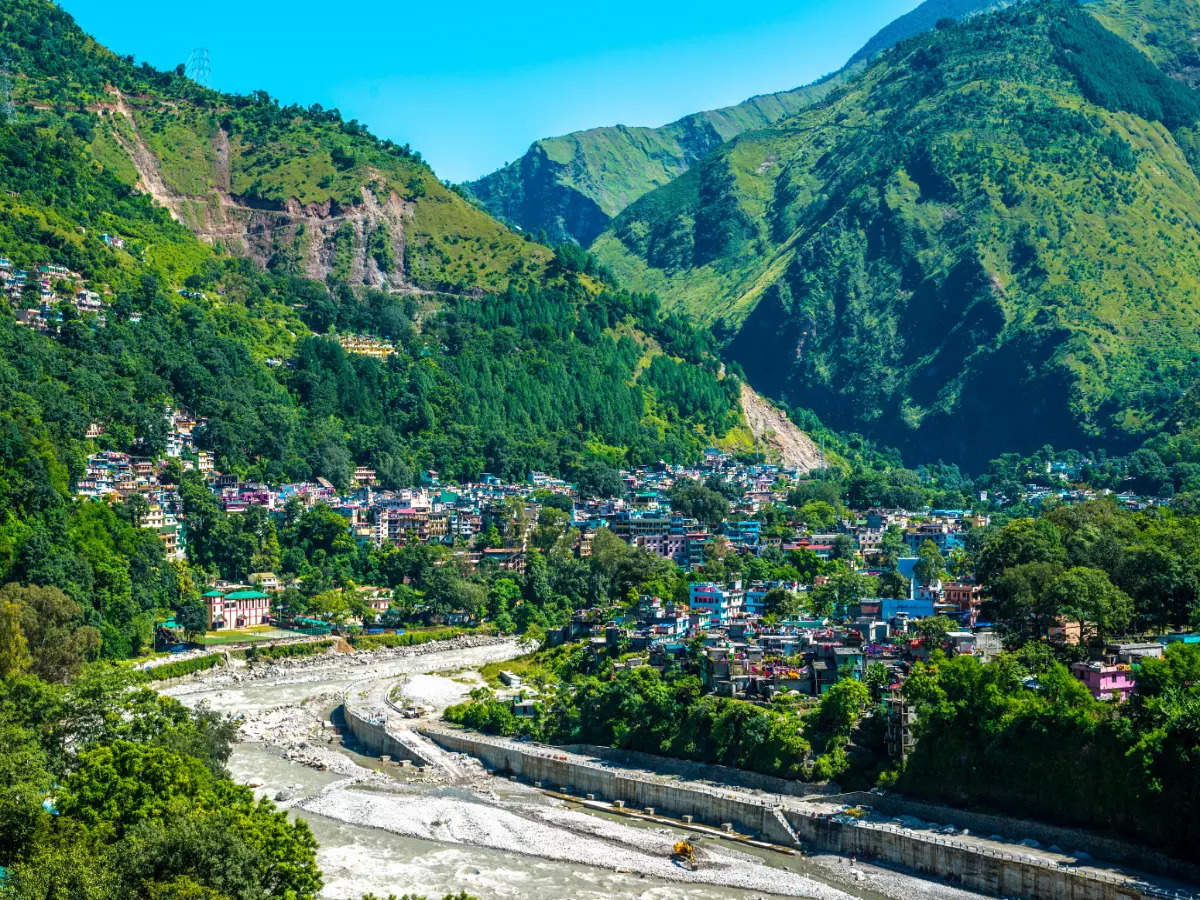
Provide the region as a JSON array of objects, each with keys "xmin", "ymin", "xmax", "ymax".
[
  {"xmin": 143, "ymin": 653, "xmax": 223, "ymax": 681},
  {"xmin": 243, "ymin": 639, "xmax": 333, "ymax": 662}
]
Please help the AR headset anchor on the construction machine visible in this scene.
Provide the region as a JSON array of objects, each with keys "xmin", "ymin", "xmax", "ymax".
[{"xmin": 672, "ymin": 839, "xmax": 697, "ymax": 870}]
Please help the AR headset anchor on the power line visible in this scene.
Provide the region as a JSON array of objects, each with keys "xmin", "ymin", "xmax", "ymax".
[{"xmin": 185, "ymin": 48, "xmax": 211, "ymax": 88}]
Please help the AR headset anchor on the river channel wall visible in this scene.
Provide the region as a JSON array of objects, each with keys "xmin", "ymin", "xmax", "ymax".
[
  {"xmin": 341, "ymin": 687, "xmax": 436, "ymax": 766},
  {"xmin": 824, "ymin": 791, "xmax": 1200, "ymax": 887},
  {"xmin": 563, "ymin": 743, "xmax": 831, "ymax": 799},
  {"xmin": 785, "ymin": 811, "xmax": 1160, "ymax": 900},
  {"xmin": 422, "ymin": 728, "xmax": 1169, "ymax": 900},
  {"xmin": 421, "ymin": 727, "xmax": 799, "ymax": 844}
]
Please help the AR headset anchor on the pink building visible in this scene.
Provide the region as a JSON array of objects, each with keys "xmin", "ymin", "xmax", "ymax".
[
  {"xmin": 634, "ymin": 533, "xmax": 686, "ymax": 563},
  {"xmin": 1070, "ymin": 661, "xmax": 1137, "ymax": 702}
]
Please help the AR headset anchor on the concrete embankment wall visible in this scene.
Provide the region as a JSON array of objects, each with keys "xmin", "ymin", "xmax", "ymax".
[
  {"xmin": 825, "ymin": 790, "xmax": 1200, "ymax": 888},
  {"xmin": 421, "ymin": 728, "xmax": 798, "ymax": 845},
  {"xmin": 564, "ymin": 743, "xmax": 831, "ymax": 799},
  {"xmin": 341, "ymin": 685, "xmax": 436, "ymax": 766},
  {"xmin": 424, "ymin": 728, "xmax": 1168, "ymax": 900},
  {"xmin": 786, "ymin": 811, "xmax": 1152, "ymax": 900}
]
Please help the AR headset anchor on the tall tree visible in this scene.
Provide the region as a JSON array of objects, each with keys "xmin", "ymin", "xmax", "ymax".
[
  {"xmin": 913, "ymin": 539, "xmax": 946, "ymax": 588},
  {"xmin": 0, "ymin": 598, "xmax": 31, "ymax": 677},
  {"xmin": 0, "ymin": 584, "xmax": 100, "ymax": 682},
  {"xmin": 1047, "ymin": 567, "xmax": 1134, "ymax": 645}
]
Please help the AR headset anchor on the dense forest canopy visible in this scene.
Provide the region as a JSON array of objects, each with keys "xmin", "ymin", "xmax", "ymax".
[{"xmin": 591, "ymin": 0, "xmax": 1200, "ymax": 467}]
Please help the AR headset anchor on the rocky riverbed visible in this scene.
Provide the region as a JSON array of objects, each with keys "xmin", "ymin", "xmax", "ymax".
[{"xmin": 165, "ymin": 639, "xmax": 989, "ymax": 900}]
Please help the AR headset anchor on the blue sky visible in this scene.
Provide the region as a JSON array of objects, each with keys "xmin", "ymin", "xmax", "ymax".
[{"xmin": 60, "ymin": 0, "xmax": 922, "ymax": 183}]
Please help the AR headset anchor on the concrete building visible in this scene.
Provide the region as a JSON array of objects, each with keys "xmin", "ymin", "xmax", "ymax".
[
  {"xmin": 1070, "ymin": 661, "xmax": 1136, "ymax": 702},
  {"xmin": 690, "ymin": 582, "xmax": 745, "ymax": 624},
  {"xmin": 204, "ymin": 589, "xmax": 271, "ymax": 630}
]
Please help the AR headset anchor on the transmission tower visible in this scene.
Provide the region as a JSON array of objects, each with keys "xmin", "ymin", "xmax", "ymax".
[
  {"xmin": 0, "ymin": 53, "xmax": 13, "ymax": 124},
  {"xmin": 185, "ymin": 48, "xmax": 211, "ymax": 87}
]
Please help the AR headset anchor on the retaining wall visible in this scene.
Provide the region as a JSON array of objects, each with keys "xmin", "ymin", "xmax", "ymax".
[
  {"xmin": 823, "ymin": 791, "xmax": 1200, "ymax": 888},
  {"xmin": 341, "ymin": 683, "xmax": 437, "ymax": 765},
  {"xmin": 563, "ymin": 743, "xmax": 832, "ymax": 799},
  {"xmin": 423, "ymin": 727, "xmax": 1174, "ymax": 900},
  {"xmin": 786, "ymin": 811, "xmax": 1154, "ymax": 900},
  {"xmin": 421, "ymin": 727, "xmax": 798, "ymax": 844}
]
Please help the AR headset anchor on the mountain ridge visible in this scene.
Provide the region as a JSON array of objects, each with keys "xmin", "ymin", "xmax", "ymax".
[
  {"xmin": 2, "ymin": 0, "xmax": 550, "ymax": 296},
  {"xmin": 464, "ymin": 0, "xmax": 1009, "ymax": 245},
  {"xmin": 463, "ymin": 76, "xmax": 848, "ymax": 246},
  {"xmin": 590, "ymin": 0, "xmax": 1200, "ymax": 466},
  {"xmin": 0, "ymin": 0, "xmax": 816, "ymax": 481}
]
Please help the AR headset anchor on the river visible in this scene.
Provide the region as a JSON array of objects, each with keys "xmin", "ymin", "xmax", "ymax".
[{"xmin": 164, "ymin": 641, "xmax": 985, "ymax": 900}]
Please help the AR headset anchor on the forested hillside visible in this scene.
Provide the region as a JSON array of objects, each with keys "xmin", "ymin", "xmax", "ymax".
[
  {"xmin": 463, "ymin": 80, "xmax": 843, "ymax": 247},
  {"xmin": 2, "ymin": 0, "xmax": 546, "ymax": 293},
  {"xmin": 0, "ymin": 0, "xmax": 763, "ymax": 658},
  {"xmin": 0, "ymin": 0, "xmax": 757, "ymax": 476},
  {"xmin": 592, "ymin": 0, "xmax": 1200, "ymax": 466},
  {"xmin": 1087, "ymin": 0, "xmax": 1200, "ymax": 84},
  {"xmin": 464, "ymin": 0, "xmax": 1006, "ymax": 246}
]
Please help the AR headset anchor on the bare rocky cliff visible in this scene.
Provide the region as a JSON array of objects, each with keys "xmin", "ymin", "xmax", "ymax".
[
  {"xmin": 739, "ymin": 384, "xmax": 824, "ymax": 472},
  {"xmin": 97, "ymin": 89, "xmax": 416, "ymax": 291}
]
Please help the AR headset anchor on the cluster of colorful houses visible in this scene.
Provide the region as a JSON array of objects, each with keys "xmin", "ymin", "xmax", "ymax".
[
  {"xmin": 526, "ymin": 593, "xmax": 1200, "ymax": 749},
  {"xmin": 1, "ymin": 257, "xmax": 108, "ymax": 330},
  {"xmin": 534, "ymin": 586, "xmax": 1000, "ymax": 707},
  {"xmin": 75, "ymin": 408, "xmax": 213, "ymax": 561},
  {"xmin": 73, "ymin": 423, "xmax": 1199, "ymax": 702}
]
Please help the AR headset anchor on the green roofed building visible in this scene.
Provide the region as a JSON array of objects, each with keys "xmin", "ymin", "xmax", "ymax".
[
  {"xmin": 204, "ymin": 588, "xmax": 271, "ymax": 631},
  {"xmin": 225, "ymin": 590, "xmax": 269, "ymax": 601}
]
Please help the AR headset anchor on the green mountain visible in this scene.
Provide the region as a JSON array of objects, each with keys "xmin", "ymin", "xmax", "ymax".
[
  {"xmin": 591, "ymin": 0, "xmax": 1200, "ymax": 467},
  {"xmin": 464, "ymin": 0, "xmax": 1007, "ymax": 246},
  {"xmin": 0, "ymin": 0, "xmax": 814, "ymax": 496},
  {"xmin": 4, "ymin": 0, "xmax": 549, "ymax": 295},
  {"xmin": 846, "ymin": 0, "xmax": 1017, "ymax": 66},
  {"xmin": 463, "ymin": 80, "xmax": 843, "ymax": 247},
  {"xmin": 0, "ymin": 0, "xmax": 827, "ymax": 656},
  {"xmin": 1086, "ymin": 0, "xmax": 1200, "ymax": 84}
]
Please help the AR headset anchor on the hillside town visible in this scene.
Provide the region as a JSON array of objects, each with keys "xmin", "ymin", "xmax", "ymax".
[
  {"xmin": 72, "ymin": 406, "xmax": 1198, "ymax": 721},
  {"xmin": 1, "ymin": 256, "xmax": 108, "ymax": 328}
]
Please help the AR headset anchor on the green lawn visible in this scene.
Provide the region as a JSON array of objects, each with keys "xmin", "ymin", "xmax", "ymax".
[{"xmin": 198, "ymin": 626, "xmax": 304, "ymax": 646}]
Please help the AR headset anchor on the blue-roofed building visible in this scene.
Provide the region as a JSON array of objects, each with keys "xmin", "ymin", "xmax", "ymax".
[{"xmin": 881, "ymin": 596, "xmax": 936, "ymax": 620}]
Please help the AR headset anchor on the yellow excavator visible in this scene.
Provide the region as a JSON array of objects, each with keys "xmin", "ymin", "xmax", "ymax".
[{"xmin": 673, "ymin": 839, "xmax": 697, "ymax": 870}]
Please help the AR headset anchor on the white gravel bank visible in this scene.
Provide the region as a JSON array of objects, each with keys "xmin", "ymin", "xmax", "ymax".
[{"xmin": 301, "ymin": 785, "xmax": 852, "ymax": 899}]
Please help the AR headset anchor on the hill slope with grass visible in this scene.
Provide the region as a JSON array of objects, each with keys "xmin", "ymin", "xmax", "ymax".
[
  {"xmin": 0, "ymin": 0, "xmax": 802, "ymax": 507},
  {"xmin": 591, "ymin": 0, "xmax": 1200, "ymax": 467},
  {"xmin": 464, "ymin": 0, "xmax": 1008, "ymax": 246},
  {"xmin": 2, "ymin": 0, "xmax": 549, "ymax": 294}
]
